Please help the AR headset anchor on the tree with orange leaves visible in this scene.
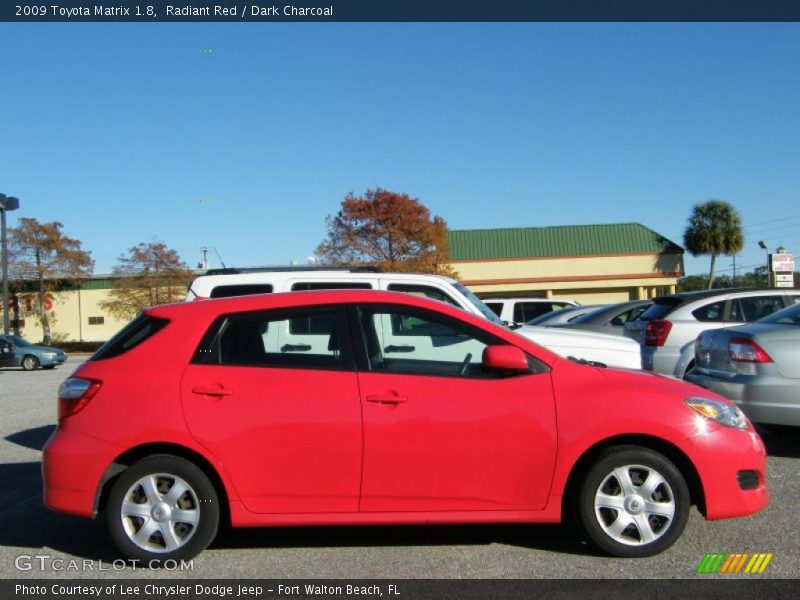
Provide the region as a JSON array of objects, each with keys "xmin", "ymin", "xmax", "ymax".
[{"xmin": 316, "ymin": 188, "xmax": 455, "ymax": 275}]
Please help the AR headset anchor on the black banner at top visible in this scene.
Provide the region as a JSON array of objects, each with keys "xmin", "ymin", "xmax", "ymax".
[{"xmin": 3, "ymin": 0, "xmax": 800, "ymax": 22}]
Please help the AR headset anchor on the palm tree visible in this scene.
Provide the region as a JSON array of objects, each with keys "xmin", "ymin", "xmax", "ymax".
[{"xmin": 683, "ymin": 200, "xmax": 744, "ymax": 289}]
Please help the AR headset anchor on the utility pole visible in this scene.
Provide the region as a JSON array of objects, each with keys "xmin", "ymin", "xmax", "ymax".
[{"xmin": 0, "ymin": 193, "xmax": 21, "ymax": 335}]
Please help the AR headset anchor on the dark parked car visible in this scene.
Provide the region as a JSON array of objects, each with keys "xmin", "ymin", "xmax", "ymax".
[
  {"xmin": 0, "ymin": 337, "xmax": 14, "ymax": 367},
  {"xmin": 0, "ymin": 335, "xmax": 67, "ymax": 371}
]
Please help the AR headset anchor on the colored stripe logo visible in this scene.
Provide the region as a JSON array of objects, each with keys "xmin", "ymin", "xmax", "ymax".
[{"xmin": 696, "ymin": 553, "xmax": 773, "ymax": 574}]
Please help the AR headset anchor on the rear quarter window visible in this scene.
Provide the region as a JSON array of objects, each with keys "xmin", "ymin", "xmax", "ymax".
[
  {"xmin": 637, "ymin": 300, "xmax": 679, "ymax": 321},
  {"xmin": 91, "ymin": 314, "xmax": 169, "ymax": 360}
]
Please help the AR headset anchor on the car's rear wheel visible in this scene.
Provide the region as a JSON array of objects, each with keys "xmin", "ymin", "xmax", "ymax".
[
  {"xmin": 106, "ymin": 455, "xmax": 219, "ymax": 563},
  {"xmin": 21, "ymin": 355, "xmax": 39, "ymax": 371},
  {"xmin": 577, "ymin": 446, "xmax": 689, "ymax": 557}
]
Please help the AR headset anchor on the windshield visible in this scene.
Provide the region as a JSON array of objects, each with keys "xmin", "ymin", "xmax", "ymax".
[
  {"xmin": 758, "ymin": 303, "xmax": 800, "ymax": 325},
  {"xmin": 452, "ymin": 282, "xmax": 506, "ymax": 326}
]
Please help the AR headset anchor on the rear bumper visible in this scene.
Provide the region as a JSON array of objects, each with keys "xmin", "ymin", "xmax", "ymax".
[
  {"xmin": 686, "ymin": 371, "xmax": 800, "ymax": 427},
  {"xmin": 42, "ymin": 426, "xmax": 117, "ymax": 518},
  {"xmin": 642, "ymin": 347, "xmax": 682, "ymax": 376},
  {"xmin": 686, "ymin": 425, "xmax": 769, "ymax": 520}
]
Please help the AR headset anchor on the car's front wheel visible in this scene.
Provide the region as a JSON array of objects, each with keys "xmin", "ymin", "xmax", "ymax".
[
  {"xmin": 21, "ymin": 355, "xmax": 39, "ymax": 371},
  {"xmin": 106, "ymin": 455, "xmax": 219, "ymax": 563},
  {"xmin": 577, "ymin": 446, "xmax": 690, "ymax": 557}
]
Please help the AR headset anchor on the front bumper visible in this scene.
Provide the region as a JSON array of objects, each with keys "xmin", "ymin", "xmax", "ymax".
[
  {"xmin": 686, "ymin": 370, "xmax": 800, "ymax": 427},
  {"xmin": 40, "ymin": 353, "xmax": 68, "ymax": 367},
  {"xmin": 686, "ymin": 423, "xmax": 769, "ymax": 520}
]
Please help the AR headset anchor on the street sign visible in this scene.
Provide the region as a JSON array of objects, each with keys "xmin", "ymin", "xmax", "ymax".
[
  {"xmin": 776, "ymin": 281, "xmax": 794, "ymax": 288},
  {"xmin": 775, "ymin": 273, "xmax": 794, "ymax": 282},
  {"xmin": 770, "ymin": 253, "xmax": 795, "ymax": 272}
]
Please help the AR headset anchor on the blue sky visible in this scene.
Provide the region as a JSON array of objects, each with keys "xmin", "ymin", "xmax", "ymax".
[{"xmin": 2, "ymin": 23, "xmax": 799, "ymax": 276}]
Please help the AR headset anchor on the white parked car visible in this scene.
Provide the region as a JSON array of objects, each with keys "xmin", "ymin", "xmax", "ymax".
[
  {"xmin": 187, "ymin": 268, "xmax": 641, "ymax": 369},
  {"xmin": 482, "ymin": 297, "xmax": 579, "ymax": 324}
]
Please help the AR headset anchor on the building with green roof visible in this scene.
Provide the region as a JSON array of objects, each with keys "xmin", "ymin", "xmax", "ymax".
[{"xmin": 448, "ymin": 223, "xmax": 684, "ymax": 303}]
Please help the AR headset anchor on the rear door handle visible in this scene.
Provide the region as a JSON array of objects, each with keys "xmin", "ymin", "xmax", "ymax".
[
  {"xmin": 281, "ymin": 344, "xmax": 312, "ymax": 352},
  {"xmin": 192, "ymin": 386, "xmax": 233, "ymax": 397},
  {"xmin": 366, "ymin": 393, "xmax": 408, "ymax": 404}
]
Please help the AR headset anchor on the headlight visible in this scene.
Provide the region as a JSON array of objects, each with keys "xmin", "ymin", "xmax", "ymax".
[
  {"xmin": 685, "ymin": 396, "xmax": 748, "ymax": 430},
  {"xmin": 42, "ymin": 352, "xmax": 57, "ymax": 358}
]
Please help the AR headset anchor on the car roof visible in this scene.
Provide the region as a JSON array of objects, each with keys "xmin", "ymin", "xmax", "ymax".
[
  {"xmin": 653, "ymin": 287, "xmax": 797, "ymax": 305},
  {"xmin": 188, "ymin": 270, "xmax": 459, "ymax": 294},
  {"xmin": 156, "ymin": 288, "xmax": 474, "ymax": 322},
  {"xmin": 148, "ymin": 289, "xmax": 559, "ymax": 362}
]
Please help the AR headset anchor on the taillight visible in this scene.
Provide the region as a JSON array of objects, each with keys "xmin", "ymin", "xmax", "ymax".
[
  {"xmin": 729, "ymin": 337, "xmax": 773, "ymax": 363},
  {"xmin": 57, "ymin": 378, "xmax": 102, "ymax": 421},
  {"xmin": 645, "ymin": 319, "xmax": 672, "ymax": 346}
]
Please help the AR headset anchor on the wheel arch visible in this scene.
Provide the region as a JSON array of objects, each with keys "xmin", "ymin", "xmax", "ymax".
[
  {"xmin": 94, "ymin": 442, "xmax": 232, "ymax": 526},
  {"xmin": 561, "ymin": 434, "xmax": 706, "ymax": 519}
]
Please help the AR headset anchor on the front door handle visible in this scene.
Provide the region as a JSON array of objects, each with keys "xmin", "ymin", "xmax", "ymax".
[
  {"xmin": 385, "ymin": 345, "xmax": 415, "ymax": 353},
  {"xmin": 192, "ymin": 385, "xmax": 233, "ymax": 397},
  {"xmin": 366, "ymin": 393, "xmax": 408, "ymax": 405}
]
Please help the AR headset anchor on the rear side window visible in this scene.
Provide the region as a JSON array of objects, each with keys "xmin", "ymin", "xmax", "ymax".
[
  {"xmin": 291, "ymin": 282, "xmax": 372, "ymax": 291},
  {"xmin": 733, "ymin": 295, "xmax": 786, "ymax": 321},
  {"xmin": 91, "ymin": 314, "xmax": 169, "ymax": 360},
  {"xmin": 193, "ymin": 307, "xmax": 352, "ymax": 371},
  {"xmin": 210, "ymin": 284, "xmax": 273, "ymax": 298},
  {"xmin": 513, "ymin": 302, "xmax": 565, "ymax": 322}
]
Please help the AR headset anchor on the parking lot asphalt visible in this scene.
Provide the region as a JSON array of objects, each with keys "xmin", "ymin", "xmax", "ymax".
[{"xmin": 1, "ymin": 359, "xmax": 798, "ymax": 580}]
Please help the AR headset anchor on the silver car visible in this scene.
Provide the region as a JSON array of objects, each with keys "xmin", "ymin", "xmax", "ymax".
[
  {"xmin": 547, "ymin": 300, "xmax": 653, "ymax": 337},
  {"xmin": 624, "ymin": 289, "xmax": 800, "ymax": 378},
  {"xmin": 526, "ymin": 304, "xmax": 609, "ymax": 326},
  {"xmin": 686, "ymin": 303, "xmax": 800, "ymax": 427}
]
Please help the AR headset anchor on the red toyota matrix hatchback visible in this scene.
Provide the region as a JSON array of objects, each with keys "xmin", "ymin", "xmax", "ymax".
[{"xmin": 43, "ymin": 290, "xmax": 768, "ymax": 562}]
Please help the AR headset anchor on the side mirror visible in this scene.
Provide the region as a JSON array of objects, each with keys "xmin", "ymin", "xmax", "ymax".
[{"xmin": 482, "ymin": 345, "xmax": 529, "ymax": 372}]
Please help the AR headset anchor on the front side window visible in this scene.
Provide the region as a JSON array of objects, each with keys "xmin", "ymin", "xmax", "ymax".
[
  {"xmin": 194, "ymin": 307, "xmax": 350, "ymax": 370},
  {"xmin": 357, "ymin": 305, "xmax": 538, "ymax": 378},
  {"xmin": 386, "ymin": 283, "xmax": 459, "ymax": 306}
]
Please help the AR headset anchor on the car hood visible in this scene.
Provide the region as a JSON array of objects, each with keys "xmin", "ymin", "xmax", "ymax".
[
  {"xmin": 23, "ymin": 345, "xmax": 65, "ymax": 354},
  {"xmin": 515, "ymin": 325, "xmax": 642, "ymax": 369}
]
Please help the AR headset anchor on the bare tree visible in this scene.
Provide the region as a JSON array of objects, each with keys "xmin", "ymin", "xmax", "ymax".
[{"xmin": 101, "ymin": 242, "xmax": 194, "ymax": 320}]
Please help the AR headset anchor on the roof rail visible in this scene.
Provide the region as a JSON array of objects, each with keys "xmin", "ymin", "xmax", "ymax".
[{"xmin": 203, "ymin": 265, "xmax": 383, "ymax": 275}]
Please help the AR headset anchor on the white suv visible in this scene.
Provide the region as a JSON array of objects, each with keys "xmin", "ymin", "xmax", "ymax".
[
  {"xmin": 187, "ymin": 268, "xmax": 641, "ymax": 369},
  {"xmin": 624, "ymin": 288, "xmax": 800, "ymax": 378},
  {"xmin": 482, "ymin": 298, "xmax": 579, "ymax": 324}
]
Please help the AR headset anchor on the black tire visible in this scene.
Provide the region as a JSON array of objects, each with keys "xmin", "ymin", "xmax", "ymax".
[
  {"xmin": 682, "ymin": 361, "xmax": 695, "ymax": 379},
  {"xmin": 106, "ymin": 455, "xmax": 219, "ymax": 564},
  {"xmin": 21, "ymin": 355, "xmax": 39, "ymax": 371},
  {"xmin": 577, "ymin": 445, "xmax": 690, "ymax": 558}
]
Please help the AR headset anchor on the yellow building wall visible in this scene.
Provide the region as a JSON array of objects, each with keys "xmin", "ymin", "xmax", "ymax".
[
  {"xmin": 451, "ymin": 253, "xmax": 682, "ymax": 304},
  {"xmin": 9, "ymin": 289, "xmax": 131, "ymax": 344}
]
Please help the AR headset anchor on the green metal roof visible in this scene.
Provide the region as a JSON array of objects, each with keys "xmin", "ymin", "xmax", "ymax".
[{"xmin": 448, "ymin": 223, "xmax": 683, "ymax": 261}]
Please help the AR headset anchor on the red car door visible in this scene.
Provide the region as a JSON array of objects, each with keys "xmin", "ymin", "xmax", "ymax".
[
  {"xmin": 354, "ymin": 304, "xmax": 557, "ymax": 513},
  {"xmin": 181, "ymin": 306, "xmax": 362, "ymax": 514}
]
